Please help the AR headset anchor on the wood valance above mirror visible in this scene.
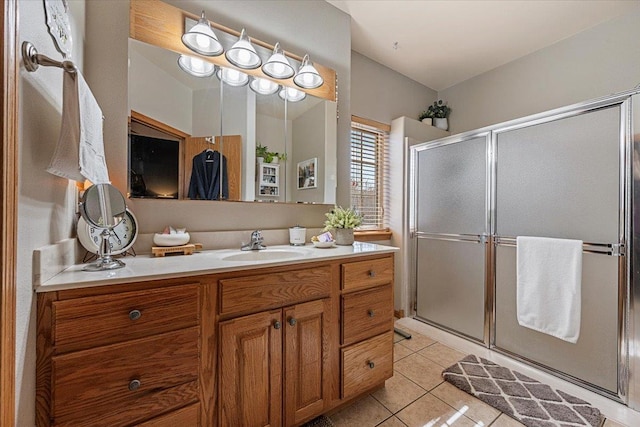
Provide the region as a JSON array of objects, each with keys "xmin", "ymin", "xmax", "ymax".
[{"xmin": 129, "ymin": 0, "xmax": 337, "ymax": 102}]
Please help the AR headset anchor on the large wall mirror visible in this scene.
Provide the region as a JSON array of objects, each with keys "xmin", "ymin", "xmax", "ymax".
[{"xmin": 127, "ymin": 0, "xmax": 337, "ymax": 204}]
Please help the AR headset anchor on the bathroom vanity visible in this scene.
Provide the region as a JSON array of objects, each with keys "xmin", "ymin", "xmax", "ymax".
[{"xmin": 35, "ymin": 243, "xmax": 396, "ymax": 427}]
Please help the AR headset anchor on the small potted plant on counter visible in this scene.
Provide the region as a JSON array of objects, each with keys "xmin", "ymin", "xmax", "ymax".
[{"xmin": 323, "ymin": 205, "xmax": 363, "ymax": 245}]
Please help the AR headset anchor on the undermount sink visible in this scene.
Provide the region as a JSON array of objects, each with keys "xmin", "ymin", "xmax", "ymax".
[{"xmin": 220, "ymin": 249, "xmax": 307, "ymax": 262}]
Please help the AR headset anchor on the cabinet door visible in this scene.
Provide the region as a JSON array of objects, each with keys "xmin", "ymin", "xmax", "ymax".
[
  {"xmin": 219, "ymin": 310, "xmax": 282, "ymax": 427},
  {"xmin": 284, "ymin": 299, "xmax": 329, "ymax": 426}
]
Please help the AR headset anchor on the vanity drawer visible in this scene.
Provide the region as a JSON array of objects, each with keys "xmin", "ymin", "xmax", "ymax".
[
  {"xmin": 219, "ymin": 266, "xmax": 331, "ymax": 316},
  {"xmin": 342, "ymin": 256, "xmax": 393, "ymax": 291},
  {"xmin": 51, "ymin": 327, "xmax": 199, "ymax": 427},
  {"xmin": 52, "ymin": 284, "xmax": 200, "ymax": 353},
  {"xmin": 341, "ymin": 331, "xmax": 393, "ymax": 399},
  {"xmin": 136, "ymin": 403, "xmax": 200, "ymax": 427},
  {"xmin": 342, "ymin": 284, "xmax": 394, "ymax": 346}
]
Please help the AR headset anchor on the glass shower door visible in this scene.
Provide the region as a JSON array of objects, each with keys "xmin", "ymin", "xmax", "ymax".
[{"xmin": 414, "ymin": 134, "xmax": 489, "ymax": 342}]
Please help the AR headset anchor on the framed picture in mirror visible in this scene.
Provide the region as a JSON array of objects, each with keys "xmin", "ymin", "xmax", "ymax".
[{"xmin": 297, "ymin": 158, "xmax": 317, "ymax": 189}]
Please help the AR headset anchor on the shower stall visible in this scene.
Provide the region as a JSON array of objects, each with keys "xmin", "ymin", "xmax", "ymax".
[{"xmin": 409, "ymin": 89, "xmax": 640, "ymax": 408}]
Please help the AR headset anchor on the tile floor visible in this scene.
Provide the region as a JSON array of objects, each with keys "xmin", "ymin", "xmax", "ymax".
[{"xmin": 328, "ymin": 319, "xmax": 634, "ymax": 427}]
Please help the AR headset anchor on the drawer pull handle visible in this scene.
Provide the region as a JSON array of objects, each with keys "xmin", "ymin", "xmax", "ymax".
[
  {"xmin": 368, "ymin": 309, "xmax": 375, "ymax": 318},
  {"xmin": 288, "ymin": 317, "xmax": 297, "ymax": 326},
  {"xmin": 368, "ymin": 270, "xmax": 376, "ymax": 277},
  {"xmin": 367, "ymin": 361, "xmax": 375, "ymax": 369},
  {"xmin": 128, "ymin": 379, "xmax": 141, "ymax": 391},
  {"xmin": 128, "ymin": 309, "xmax": 142, "ymax": 321},
  {"xmin": 273, "ymin": 320, "xmax": 281, "ymax": 330}
]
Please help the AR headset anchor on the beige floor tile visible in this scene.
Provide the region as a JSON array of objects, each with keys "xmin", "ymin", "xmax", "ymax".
[
  {"xmin": 371, "ymin": 371, "xmax": 427, "ymax": 414},
  {"xmin": 377, "ymin": 416, "xmax": 407, "ymax": 427},
  {"xmin": 394, "ymin": 332, "xmax": 406, "ymax": 343},
  {"xmin": 418, "ymin": 342, "xmax": 466, "ymax": 368},
  {"xmin": 431, "ymin": 382, "xmax": 500, "ymax": 425},
  {"xmin": 396, "ymin": 393, "xmax": 477, "ymax": 427},
  {"xmin": 330, "ymin": 395, "xmax": 392, "ymax": 427},
  {"xmin": 490, "ymin": 413, "xmax": 526, "ymax": 427},
  {"xmin": 604, "ymin": 419, "xmax": 629, "ymax": 427},
  {"xmin": 396, "ymin": 329, "xmax": 436, "ymax": 352},
  {"xmin": 394, "ymin": 353, "xmax": 444, "ymax": 391},
  {"xmin": 394, "ymin": 342, "xmax": 413, "ymax": 363}
]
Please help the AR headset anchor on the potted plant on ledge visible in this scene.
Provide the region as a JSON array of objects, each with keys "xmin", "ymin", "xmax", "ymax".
[
  {"xmin": 428, "ymin": 100, "xmax": 451, "ymax": 131},
  {"xmin": 418, "ymin": 109, "xmax": 434, "ymax": 126},
  {"xmin": 323, "ymin": 205, "xmax": 363, "ymax": 245},
  {"xmin": 256, "ymin": 143, "xmax": 287, "ymax": 164}
]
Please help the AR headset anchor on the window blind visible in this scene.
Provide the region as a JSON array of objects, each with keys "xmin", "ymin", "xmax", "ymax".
[{"xmin": 350, "ymin": 118, "xmax": 390, "ymax": 229}]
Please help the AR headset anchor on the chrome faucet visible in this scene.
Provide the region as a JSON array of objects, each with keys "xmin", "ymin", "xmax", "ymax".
[{"xmin": 241, "ymin": 230, "xmax": 267, "ymax": 251}]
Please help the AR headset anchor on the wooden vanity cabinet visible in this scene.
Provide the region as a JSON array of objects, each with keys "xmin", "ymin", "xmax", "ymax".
[
  {"xmin": 36, "ymin": 279, "xmax": 211, "ymax": 427},
  {"xmin": 218, "ymin": 266, "xmax": 333, "ymax": 427},
  {"xmin": 340, "ymin": 256, "xmax": 395, "ymax": 400},
  {"xmin": 36, "ymin": 252, "xmax": 395, "ymax": 427}
]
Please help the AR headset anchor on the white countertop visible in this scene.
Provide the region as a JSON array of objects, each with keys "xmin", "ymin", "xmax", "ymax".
[{"xmin": 37, "ymin": 242, "xmax": 398, "ymax": 292}]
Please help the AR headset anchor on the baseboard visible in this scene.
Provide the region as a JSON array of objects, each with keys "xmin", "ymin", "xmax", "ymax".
[{"xmin": 394, "ymin": 309, "xmax": 405, "ymax": 319}]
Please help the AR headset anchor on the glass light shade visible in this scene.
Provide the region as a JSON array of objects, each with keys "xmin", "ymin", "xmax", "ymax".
[
  {"xmin": 278, "ymin": 86, "xmax": 306, "ymax": 102},
  {"xmin": 216, "ymin": 67, "xmax": 249, "ymax": 87},
  {"xmin": 225, "ymin": 28, "xmax": 261, "ymax": 69},
  {"xmin": 293, "ymin": 54, "xmax": 323, "ymax": 89},
  {"xmin": 250, "ymin": 77, "xmax": 280, "ymax": 95},
  {"xmin": 177, "ymin": 54, "xmax": 216, "ymax": 78},
  {"xmin": 181, "ymin": 11, "xmax": 223, "ymax": 56},
  {"xmin": 262, "ymin": 42, "xmax": 294, "ymax": 79}
]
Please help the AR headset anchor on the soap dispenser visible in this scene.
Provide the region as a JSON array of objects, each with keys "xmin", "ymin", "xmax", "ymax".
[{"xmin": 289, "ymin": 225, "xmax": 306, "ymax": 246}]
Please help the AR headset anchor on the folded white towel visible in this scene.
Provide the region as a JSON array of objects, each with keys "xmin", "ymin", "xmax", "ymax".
[
  {"xmin": 47, "ymin": 71, "xmax": 109, "ymax": 184},
  {"xmin": 516, "ymin": 236, "xmax": 582, "ymax": 343}
]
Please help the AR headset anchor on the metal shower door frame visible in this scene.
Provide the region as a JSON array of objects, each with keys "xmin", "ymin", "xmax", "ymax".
[
  {"xmin": 410, "ymin": 88, "xmax": 639, "ymax": 405},
  {"xmin": 488, "ymin": 94, "xmax": 632, "ymax": 404},
  {"xmin": 409, "ymin": 130, "xmax": 493, "ymax": 346}
]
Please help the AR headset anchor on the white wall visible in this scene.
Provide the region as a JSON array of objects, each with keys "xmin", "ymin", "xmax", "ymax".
[
  {"xmin": 351, "ymin": 51, "xmax": 438, "ymax": 125},
  {"xmin": 129, "ymin": 49, "xmax": 193, "ymax": 134},
  {"xmin": 16, "ymin": 0, "xmax": 86, "ymax": 422},
  {"xmin": 439, "ymin": 5, "xmax": 640, "ymax": 134}
]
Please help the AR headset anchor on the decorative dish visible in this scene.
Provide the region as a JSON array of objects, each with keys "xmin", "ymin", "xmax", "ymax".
[{"xmin": 312, "ymin": 240, "xmax": 336, "ymax": 248}]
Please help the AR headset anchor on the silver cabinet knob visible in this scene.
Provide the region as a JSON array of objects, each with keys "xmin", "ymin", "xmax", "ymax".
[
  {"xmin": 368, "ymin": 270, "xmax": 376, "ymax": 277},
  {"xmin": 367, "ymin": 361, "xmax": 375, "ymax": 369},
  {"xmin": 273, "ymin": 320, "xmax": 281, "ymax": 330},
  {"xmin": 288, "ymin": 317, "xmax": 297, "ymax": 326},
  {"xmin": 367, "ymin": 309, "xmax": 375, "ymax": 318},
  {"xmin": 128, "ymin": 309, "xmax": 142, "ymax": 321},
  {"xmin": 128, "ymin": 379, "xmax": 141, "ymax": 391}
]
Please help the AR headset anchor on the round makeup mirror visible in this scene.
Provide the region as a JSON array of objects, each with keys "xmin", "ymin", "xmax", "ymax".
[{"xmin": 79, "ymin": 183, "xmax": 128, "ymax": 271}]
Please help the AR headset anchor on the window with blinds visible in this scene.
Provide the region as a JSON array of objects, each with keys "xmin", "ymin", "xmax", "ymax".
[{"xmin": 350, "ymin": 117, "xmax": 390, "ymax": 229}]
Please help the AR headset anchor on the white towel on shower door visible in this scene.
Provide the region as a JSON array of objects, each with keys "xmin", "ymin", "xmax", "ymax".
[
  {"xmin": 516, "ymin": 236, "xmax": 582, "ymax": 343},
  {"xmin": 47, "ymin": 71, "xmax": 110, "ymax": 184}
]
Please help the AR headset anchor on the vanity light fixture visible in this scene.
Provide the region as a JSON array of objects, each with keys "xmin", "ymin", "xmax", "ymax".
[
  {"xmin": 249, "ymin": 77, "xmax": 280, "ymax": 95},
  {"xmin": 216, "ymin": 67, "xmax": 249, "ymax": 86},
  {"xmin": 293, "ymin": 54, "xmax": 323, "ymax": 89},
  {"xmin": 177, "ymin": 54, "xmax": 216, "ymax": 78},
  {"xmin": 225, "ymin": 28, "xmax": 261, "ymax": 69},
  {"xmin": 278, "ymin": 86, "xmax": 306, "ymax": 102},
  {"xmin": 262, "ymin": 42, "xmax": 294, "ymax": 79},
  {"xmin": 181, "ymin": 11, "xmax": 223, "ymax": 56}
]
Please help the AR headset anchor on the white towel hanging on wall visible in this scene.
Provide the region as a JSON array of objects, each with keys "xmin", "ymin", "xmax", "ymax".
[
  {"xmin": 516, "ymin": 236, "xmax": 583, "ymax": 343},
  {"xmin": 47, "ymin": 71, "xmax": 109, "ymax": 184}
]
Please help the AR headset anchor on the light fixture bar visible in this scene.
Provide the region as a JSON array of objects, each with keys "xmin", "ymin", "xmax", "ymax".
[
  {"xmin": 177, "ymin": 54, "xmax": 216, "ymax": 77},
  {"xmin": 293, "ymin": 54, "xmax": 323, "ymax": 89},
  {"xmin": 216, "ymin": 67, "xmax": 249, "ymax": 87},
  {"xmin": 181, "ymin": 11, "xmax": 223, "ymax": 56},
  {"xmin": 262, "ymin": 42, "xmax": 294, "ymax": 79},
  {"xmin": 279, "ymin": 86, "xmax": 306, "ymax": 102},
  {"xmin": 250, "ymin": 77, "xmax": 280, "ymax": 95},
  {"xmin": 225, "ymin": 28, "xmax": 261, "ymax": 70}
]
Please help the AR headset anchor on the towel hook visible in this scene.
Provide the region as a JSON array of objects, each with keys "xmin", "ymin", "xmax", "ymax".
[{"xmin": 22, "ymin": 41, "xmax": 77, "ymax": 74}]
